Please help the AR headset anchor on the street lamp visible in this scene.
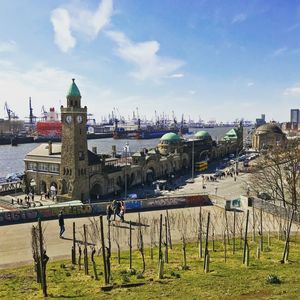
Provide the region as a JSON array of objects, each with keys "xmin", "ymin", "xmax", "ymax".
[
  {"xmin": 123, "ymin": 142, "xmax": 129, "ymax": 200},
  {"xmin": 191, "ymin": 139, "xmax": 195, "ymax": 182},
  {"xmin": 235, "ymin": 142, "xmax": 246, "ymax": 179}
]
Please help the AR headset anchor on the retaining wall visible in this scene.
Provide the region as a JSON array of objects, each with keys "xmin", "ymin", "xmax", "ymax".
[{"xmin": 0, "ymin": 194, "xmax": 213, "ymax": 226}]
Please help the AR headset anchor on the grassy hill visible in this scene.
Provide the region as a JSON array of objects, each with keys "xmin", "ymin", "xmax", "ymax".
[{"xmin": 1, "ymin": 236, "xmax": 300, "ymax": 299}]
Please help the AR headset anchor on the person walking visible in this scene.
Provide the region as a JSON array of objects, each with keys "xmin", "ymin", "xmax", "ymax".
[{"xmin": 58, "ymin": 210, "xmax": 65, "ymax": 238}]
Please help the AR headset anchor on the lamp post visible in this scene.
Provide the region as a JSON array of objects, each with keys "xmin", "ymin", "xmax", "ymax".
[
  {"xmin": 191, "ymin": 139, "xmax": 195, "ymax": 182},
  {"xmin": 235, "ymin": 142, "xmax": 245, "ymax": 179},
  {"xmin": 124, "ymin": 142, "xmax": 129, "ymax": 200}
]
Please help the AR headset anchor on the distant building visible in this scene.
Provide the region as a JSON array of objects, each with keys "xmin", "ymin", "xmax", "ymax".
[
  {"xmin": 290, "ymin": 109, "xmax": 300, "ymax": 124},
  {"xmin": 252, "ymin": 122, "xmax": 286, "ymax": 150},
  {"xmin": 255, "ymin": 114, "xmax": 266, "ymax": 128}
]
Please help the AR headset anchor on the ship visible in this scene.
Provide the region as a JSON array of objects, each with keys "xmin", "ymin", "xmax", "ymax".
[
  {"xmin": 35, "ymin": 107, "xmax": 62, "ymax": 142},
  {"xmin": 113, "ymin": 118, "xmax": 189, "ymax": 139}
]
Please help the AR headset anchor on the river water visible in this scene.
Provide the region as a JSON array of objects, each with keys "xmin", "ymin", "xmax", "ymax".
[{"xmin": 0, "ymin": 127, "xmax": 234, "ymax": 177}]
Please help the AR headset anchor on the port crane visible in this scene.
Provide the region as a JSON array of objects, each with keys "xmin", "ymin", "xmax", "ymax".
[{"xmin": 4, "ymin": 102, "xmax": 18, "ymax": 120}]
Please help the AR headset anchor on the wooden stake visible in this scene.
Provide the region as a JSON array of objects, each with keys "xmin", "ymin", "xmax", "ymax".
[
  {"xmin": 166, "ymin": 210, "xmax": 172, "ymax": 249},
  {"xmin": 204, "ymin": 212, "xmax": 210, "ymax": 270},
  {"xmin": 164, "ymin": 216, "xmax": 168, "ymax": 263},
  {"xmin": 232, "ymin": 210, "xmax": 236, "ymax": 255},
  {"xmin": 199, "ymin": 207, "xmax": 203, "ymax": 259},
  {"xmin": 72, "ymin": 222, "xmax": 76, "ymax": 265},
  {"xmin": 256, "ymin": 245, "xmax": 260, "ymax": 260},
  {"xmin": 204, "ymin": 253, "xmax": 210, "ymax": 273},
  {"xmin": 260, "ymin": 207, "xmax": 263, "ymax": 252},
  {"xmin": 224, "ymin": 210, "xmax": 230, "ymax": 245},
  {"xmin": 252, "ymin": 202, "xmax": 256, "ymax": 242},
  {"xmin": 281, "ymin": 209, "xmax": 294, "ymax": 264},
  {"xmin": 223, "ymin": 231, "xmax": 227, "ymax": 263},
  {"xmin": 242, "ymin": 210, "xmax": 249, "ymax": 265},
  {"xmin": 158, "ymin": 214, "xmax": 163, "ymax": 262},
  {"xmin": 129, "ymin": 220, "xmax": 132, "ymax": 270},
  {"xmin": 100, "ymin": 216, "xmax": 108, "ymax": 285},
  {"xmin": 38, "ymin": 219, "xmax": 47, "ymax": 297},
  {"xmin": 83, "ymin": 224, "xmax": 89, "ymax": 275},
  {"xmin": 107, "ymin": 220, "xmax": 111, "ymax": 281}
]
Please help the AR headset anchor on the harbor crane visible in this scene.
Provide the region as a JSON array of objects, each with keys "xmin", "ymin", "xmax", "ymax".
[{"xmin": 4, "ymin": 102, "xmax": 18, "ymax": 120}]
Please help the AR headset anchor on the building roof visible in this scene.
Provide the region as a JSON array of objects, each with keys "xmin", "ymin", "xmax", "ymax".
[
  {"xmin": 88, "ymin": 150, "xmax": 101, "ymax": 165},
  {"xmin": 26, "ymin": 143, "xmax": 62, "ymax": 157},
  {"xmin": 67, "ymin": 78, "xmax": 81, "ymax": 97},
  {"xmin": 194, "ymin": 130, "xmax": 211, "ymax": 139},
  {"xmin": 223, "ymin": 128, "xmax": 238, "ymax": 140},
  {"xmin": 24, "ymin": 142, "xmax": 101, "ymax": 165},
  {"xmin": 160, "ymin": 132, "xmax": 180, "ymax": 142},
  {"xmin": 255, "ymin": 123, "xmax": 283, "ymax": 135}
]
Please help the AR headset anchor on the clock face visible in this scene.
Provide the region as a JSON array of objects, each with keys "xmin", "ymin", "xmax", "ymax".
[
  {"xmin": 77, "ymin": 115, "xmax": 83, "ymax": 124},
  {"xmin": 66, "ymin": 115, "xmax": 72, "ymax": 124}
]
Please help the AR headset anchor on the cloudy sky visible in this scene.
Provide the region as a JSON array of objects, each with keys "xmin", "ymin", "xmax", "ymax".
[{"xmin": 0, "ymin": 0, "xmax": 299, "ymax": 123}]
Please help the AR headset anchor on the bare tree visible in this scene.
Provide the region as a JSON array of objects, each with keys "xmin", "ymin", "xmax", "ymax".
[{"xmin": 249, "ymin": 141, "xmax": 300, "ymax": 209}]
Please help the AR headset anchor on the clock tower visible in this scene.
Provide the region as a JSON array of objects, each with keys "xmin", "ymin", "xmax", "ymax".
[{"xmin": 58, "ymin": 79, "xmax": 89, "ymax": 201}]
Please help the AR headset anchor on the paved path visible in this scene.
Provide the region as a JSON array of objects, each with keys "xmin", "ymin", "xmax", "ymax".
[{"xmin": 1, "ymin": 171, "xmax": 289, "ymax": 269}]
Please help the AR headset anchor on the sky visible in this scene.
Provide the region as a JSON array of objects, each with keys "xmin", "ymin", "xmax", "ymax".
[{"xmin": 0, "ymin": 0, "xmax": 299, "ymax": 123}]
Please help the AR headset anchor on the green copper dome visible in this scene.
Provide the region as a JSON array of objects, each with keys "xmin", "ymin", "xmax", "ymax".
[
  {"xmin": 160, "ymin": 132, "xmax": 180, "ymax": 142},
  {"xmin": 67, "ymin": 78, "xmax": 81, "ymax": 97},
  {"xmin": 224, "ymin": 128, "xmax": 238, "ymax": 140},
  {"xmin": 194, "ymin": 130, "xmax": 211, "ymax": 139}
]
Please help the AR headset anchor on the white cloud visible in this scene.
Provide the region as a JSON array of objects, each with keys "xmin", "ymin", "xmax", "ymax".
[
  {"xmin": 271, "ymin": 47, "xmax": 288, "ymax": 57},
  {"xmin": 50, "ymin": 0, "xmax": 113, "ymax": 52},
  {"xmin": 287, "ymin": 23, "xmax": 300, "ymax": 32},
  {"xmin": 51, "ymin": 8, "xmax": 76, "ymax": 52},
  {"xmin": 232, "ymin": 13, "xmax": 247, "ymax": 24},
  {"xmin": 283, "ymin": 85, "xmax": 300, "ymax": 96},
  {"xmin": 188, "ymin": 90, "xmax": 196, "ymax": 95},
  {"xmin": 71, "ymin": 0, "xmax": 113, "ymax": 39},
  {"xmin": 106, "ymin": 30, "xmax": 184, "ymax": 81},
  {"xmin": 247, "ymin": 82, "xmax": 254, "ymax": 87},
  {"xmin": 169, "ymin": 73, "xmax": 184, "ymax": 78},
  {"xmin": 0, "ymin": 61, "xmax": 117, "ymax": 119},
  {"xmin": 0, "ymin": 40, "xmax": 17, "ymax": 53}
]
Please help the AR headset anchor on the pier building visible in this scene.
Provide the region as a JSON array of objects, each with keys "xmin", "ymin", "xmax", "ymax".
[
  {"xmin": 24, "ymin": 80, "xmax": 243, "ymax": 202},
  {"xmin": 252, "ymin": 123, "xmax": 286, "ymax": 150}
]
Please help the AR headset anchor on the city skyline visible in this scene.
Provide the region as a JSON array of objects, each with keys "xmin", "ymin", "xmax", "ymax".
[{"xmin": 0, "ymin": 0, "xmax": 300, "ymax": 122}]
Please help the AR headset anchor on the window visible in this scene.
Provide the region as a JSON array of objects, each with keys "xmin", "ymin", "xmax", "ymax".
[
  {"xmin": 79, "ymin": 151, "xmax": 85, "ymax": 161},
  {"xmin": 49, "ymin": 164, "xmax": 59, "ymax": 173},
  {"xmin": 38, "ymin": 163, "xmax": 48, "ymax": 172},
  {"xmin": 28, "ymin": 162, "xmax": 37, "ymax": 171}
]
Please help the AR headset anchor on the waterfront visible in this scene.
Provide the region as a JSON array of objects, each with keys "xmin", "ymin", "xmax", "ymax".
[{"xmin": 0, "ymin": 127, "xmax": 233, "ymax": 178}]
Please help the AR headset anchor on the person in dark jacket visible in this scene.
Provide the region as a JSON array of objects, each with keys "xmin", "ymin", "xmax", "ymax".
[{"xmin": 58, "ymin": 210, "xmax": 65, "ymax": 238}]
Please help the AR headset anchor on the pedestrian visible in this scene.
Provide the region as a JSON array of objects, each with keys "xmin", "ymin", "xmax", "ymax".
[
  {"xmin": 58, "ymin": 210, "xmax": 65, "ymax": 238},
  {"xmin": 106, "ymin": 204, "xmax": 113, "ymax": 221},
  {"xmin": 119, "ymin": 201, "xmax": 125, "ymax": 222},
  {"xmin": 112, "ymin": 200, "xmax": 120, "ymax": 221}
]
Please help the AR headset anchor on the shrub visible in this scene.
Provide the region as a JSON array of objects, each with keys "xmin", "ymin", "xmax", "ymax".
[
  {"xmin": 121, "ymin": 274, "xmax": 130, "ymax": 284},
  {"xmin": 136, "ymin": 272, "xmax": 144, "ymax": 279},
  {"xmin": 266, "ymin": 274, "xmax": 281, "ymax": 284},
  {"xmin": 170, "ymin": 271, "xmax": 181, "ymax": 278}
]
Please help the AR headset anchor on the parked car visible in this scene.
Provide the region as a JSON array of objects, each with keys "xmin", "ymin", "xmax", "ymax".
[
  {"xmin": 214, "ymin": 170, "xmax": 225, "ymax": 177},
  {"xmin": 257, "ymin": 192, "xmax": 272, "ymax": 200},
  {"xmin": 238, "ymin": 155, "xmax": 246, "ymax": 161}
]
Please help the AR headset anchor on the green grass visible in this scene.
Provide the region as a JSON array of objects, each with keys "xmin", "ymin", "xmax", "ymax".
[{"xmin": 1, "ymin": 237, "xmax": 300, "ymax": 300}]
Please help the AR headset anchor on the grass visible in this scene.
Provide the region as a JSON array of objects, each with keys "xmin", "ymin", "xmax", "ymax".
[{"xmin": 1, "ymin": 237, "xmax": 300, "ymax": 300}]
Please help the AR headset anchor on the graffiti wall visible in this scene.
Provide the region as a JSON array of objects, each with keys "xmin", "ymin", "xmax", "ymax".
[{"xmin": 0, "ymin": 194, "xmax": 214, "ymax": 225}]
